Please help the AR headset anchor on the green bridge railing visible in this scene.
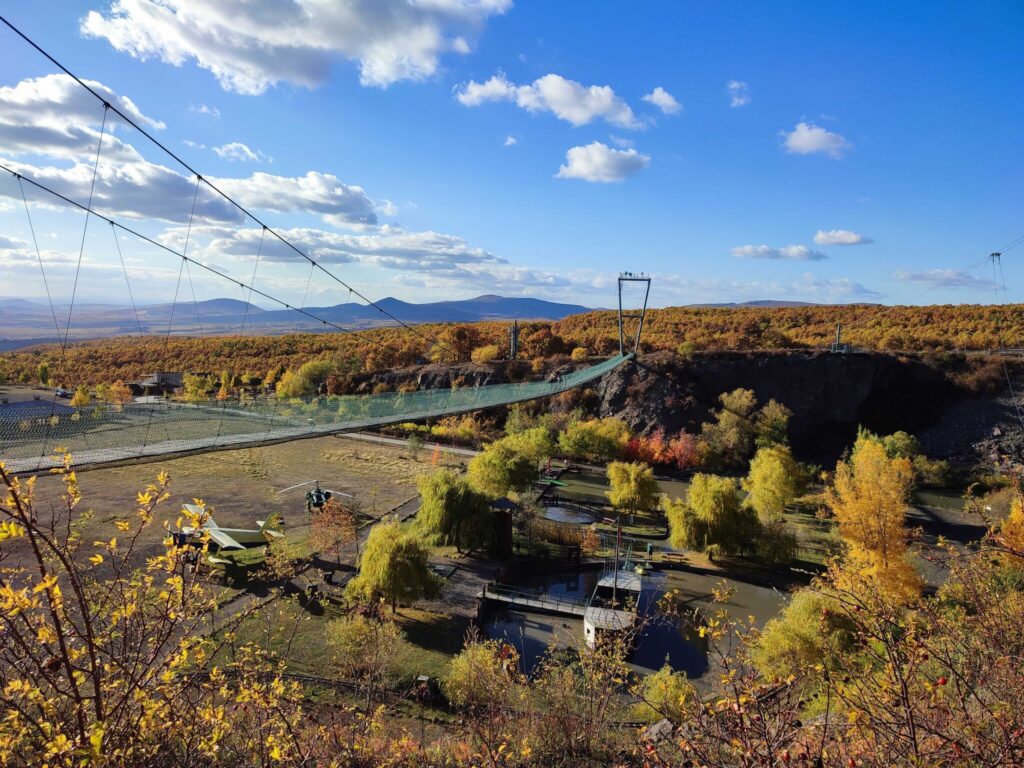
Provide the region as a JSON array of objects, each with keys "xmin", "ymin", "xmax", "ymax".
[{"xmin": 0, "ymin": 354, "xmax": 631, "ymax": 473}]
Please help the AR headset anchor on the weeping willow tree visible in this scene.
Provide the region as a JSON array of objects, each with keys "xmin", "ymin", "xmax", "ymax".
[{"xmin": 345, "ymin": 520, "xmax": 440, "ymax": 613}]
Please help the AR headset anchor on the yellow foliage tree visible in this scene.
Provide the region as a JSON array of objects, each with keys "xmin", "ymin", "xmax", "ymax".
[
  {"xmin": 742, "ymin": 444, "xmax": 802, "ymax": 524},
  {"xmin": 0, "ymin": 459, "xmax": 310, "ymax": 765},
  {"xmin": 825, "ymin": 436, "xmax": 922, "ymax": 601},
  {"xmin": 470, "ymin": 343, "xmax": 500, "ymax": 364},
  {"xmin": 605, "ymin": 461, "xmax": 659, "ymax": 519},
  {"xmin": 70, "ymin": 385, "xmax": 91, "ymax": 407}
]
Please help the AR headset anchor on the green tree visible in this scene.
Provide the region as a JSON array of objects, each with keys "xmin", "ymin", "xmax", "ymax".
[
  {"xmin": 751, "ymin": 589, "xmax": 857, "ymax": 684},
  {"xmin": 700, "ymin": 388, "xmax": 758, "ymax": 466},
  {"xmin": 605, "ymin": 461, "xmax": 659, "ymax": 520},
  {"xmin": 327, "ymin": 614, "xmax": 406, "ymax": 709},
  {"xmin": 502, "ymin": 426, "xmax": 556, "ymax": 466},
  {"xmin": 754, "ymin": 398, "xmax": 792, "ymax": 448},
  {"xmin": 346, "ymin": 521, "xmax": 440, "ymax": 613},
  {"xmin": 632, "ymin": 663, "xmax": 693, "ymax": 724},
  {"xmin": 264, "ymin": 363, "xmax": 285, "ymax": 388},
  {"xmin": 467, "ymin": 440, "xmax": 538, "ymax": 498},
  {"xmin": 879, "ymin": 429, "xmax": 921, "ymax": 460},
  {"xmin": 37, "ymin": 362, "xmax": 49, "ymax": 387},
  {"xmin": 666, "ymin": 473, "xmax": 759, "ymax": 557},
  {"xmin": 417, "ymin": 470, "xmax": 494, "ymax": 552},
  {"xmin": 742, "ymin": 444, "xmax": 803, "ymax": 524},
  {"xmin": 444, "ymin": 638, "xmax": 521, "ymax": 711},
  {"xmin": 557, "ymin": 417, "xmax": 631, "ymax": 462},
  {"xmin": 70, "ymin": 385, "xmax": 91, "ymax": 407},
  {"xmin": 181, "ymin": 373, "xmax": 213, "ymax": 402}
]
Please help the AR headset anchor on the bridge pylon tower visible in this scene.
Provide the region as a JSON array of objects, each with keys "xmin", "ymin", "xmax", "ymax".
[{"xmin": 617, "ymin": 272, "xmax": 652, "ymax": 356}]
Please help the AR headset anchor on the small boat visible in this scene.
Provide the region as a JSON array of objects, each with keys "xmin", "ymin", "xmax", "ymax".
[{"xmin": 583, "ymin": 569, "xmax": 642, "ymax": 649}]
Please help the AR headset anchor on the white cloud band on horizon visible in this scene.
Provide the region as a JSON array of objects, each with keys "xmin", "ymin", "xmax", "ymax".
[
  {"xmin": 894, "ymin": 268, "xmax": 997, "ymax": 290},
  {"xmin": 731, "ymin": 244, "xmax": 828, "ymax": 261}
]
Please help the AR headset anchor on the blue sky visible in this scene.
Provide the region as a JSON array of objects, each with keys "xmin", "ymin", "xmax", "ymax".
[{"xmin": 0, "ymin": 1, "xmax": 1021, "ymax": 311}]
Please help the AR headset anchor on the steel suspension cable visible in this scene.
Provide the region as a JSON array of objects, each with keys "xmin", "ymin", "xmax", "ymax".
[
  {"xmin": 239, "ymin": 226, "xmax": 266, "ymax": 336},
  {"xmin": 110, "ymin": 223, "xmax": 145, "ymax": 335},
  {"xmin": 38, "ymin": 103, "xmax": 107, "ymax": 463},
  {"xmin": 0, "ymin": 14, "xmax": 454, "ymax": 358},
  {"xmin": 0, "ymin": 163, "xmax": 365, "ymax": 336},
  {"xmin": 16, "ymin": 175, "xmax": 62, "ymax": 341}
]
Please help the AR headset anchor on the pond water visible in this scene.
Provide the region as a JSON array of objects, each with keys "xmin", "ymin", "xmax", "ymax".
[
  {"xmin": 543, "ymin": 506, "xmax": 597, "ymax": 524},
  {"xmin": 482, "ymin": 568, "xmax": 787, "ymax": 683}
]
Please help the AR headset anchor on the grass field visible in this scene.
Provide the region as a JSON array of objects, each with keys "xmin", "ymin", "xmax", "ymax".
[{"xmin": 12, "ymin": 435, "xmax": 462, "ymax": 569}]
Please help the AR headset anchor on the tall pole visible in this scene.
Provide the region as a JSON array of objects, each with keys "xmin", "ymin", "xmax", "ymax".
[
  {"xmin": 617, "ymin": 278, "xmax": 624, "ymax": 356},
  {"xmin": 612, "ymin": 517, "xmax": 620, "ymax": 605}
]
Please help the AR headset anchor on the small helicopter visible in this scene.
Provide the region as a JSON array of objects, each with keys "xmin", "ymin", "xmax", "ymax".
[
  {"xmin": 276, "ymin": 480, "xmax": 353, "ymax": 514},
  {"xmin": 166, "ymin": 503, "xmax": 285, "ymax": 565}
]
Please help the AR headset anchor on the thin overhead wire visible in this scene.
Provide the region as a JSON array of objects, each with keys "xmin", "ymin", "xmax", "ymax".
[
  {"xmin": 0, "ymin": 14, "xmax": 452, "ymax": 356},
  {"xmin": 239, "ymin": 226, "xmax": 266, "ymax": 336},
  {"xmin": 16, "ymin": 175, "xmax": 62, "ymax": 341},
  {"xmin": 0, "ymin": 164, "xmax": 381, "ymax": 339},
  {"xmin": 110, "ymin": 223, "xmax": 145, "ymax": 335}
]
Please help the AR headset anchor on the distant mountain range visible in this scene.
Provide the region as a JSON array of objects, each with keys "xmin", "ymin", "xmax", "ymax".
[
  {"xmin": 684, "ymin": 300, "xmax": 820, "ymax": 308},
  {"xmin": 0, "ymin": 294, "xmax": 592, "ymax": 351}
]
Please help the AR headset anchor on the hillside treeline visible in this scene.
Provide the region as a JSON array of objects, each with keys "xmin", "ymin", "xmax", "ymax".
[{"xmin": 1, "ymin": 303, "xmax": 1022, "ymax": 387}]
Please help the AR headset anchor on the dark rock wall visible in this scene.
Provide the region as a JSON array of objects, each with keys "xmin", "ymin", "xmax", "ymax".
[{"xmin": 593, "ymin": 351, "xmax": 961, "ymax": 461}]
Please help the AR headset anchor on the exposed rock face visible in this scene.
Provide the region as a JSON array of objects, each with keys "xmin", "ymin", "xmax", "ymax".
[
  {"xmin": 593, "ymin": 350, "xmax": 964, "ymax": 461},
  {"xmin": 344, "ymin": 360, "xmax": 531, "ymax": 394},
  {"xmin": 344, "ymin": 350, "xmax": 1020, "ymax": 466}
]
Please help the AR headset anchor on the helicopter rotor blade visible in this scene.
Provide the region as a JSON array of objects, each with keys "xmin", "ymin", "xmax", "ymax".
[
  {"xmin": 321, "ymin": 489, "xmax": 354, "ymax": 498},
  {"xmin": 275, "ymin": 480, "xmax": 318, "ymax": 495}
]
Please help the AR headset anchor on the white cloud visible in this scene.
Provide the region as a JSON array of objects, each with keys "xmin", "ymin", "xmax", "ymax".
[
  {"xmin": 782, "ymin": 122, "xmax": 851, "ymax": 158},
  {"xmin": 894, "ymin": 269, "xmax": 997, "ymax": 290},
  {"xmin": 0, "ymin": 73, "xmax": 163, "ymax": 163},
  {"xmin": 456, "ymin": 73, "xmax": 641, "ymax": 129},
  {"xmin": 731, "ymin": 244, "xmax": 827, "ymax": 261},
  {"xmin": 608, "ymin": 135, "xmax": 634, "ymax": 149},
  {"xmin": 213, "ymin": 142, "xmax": 270, "ymax": 163},
  {"xmin": 189, "ymin": 103, "xmax": 220, "ymax": 117},
  {"xmin": 814, "ymin": 228, "xmax": 873, "ymax": 246},
  {"xmin": 174, "ymin": 223, "xmax": 504, "ymax": 274},
  {"xmin": 641, "ymin": 86, "xmax": 681, "ymax": 115},
  {"xmin": 503, "ymin": 134, "xmax": 517, "ymax": 146},
  {"xmin": 0, "ymin": 156, "xmax": 242, "ymax": 223},
  {"xmin": 727, "ymin": 80, "xmax": 750, "ymax": 107},
  {"xmin": 81, "ymin": 0, "xmax": 511, "ymax": 93},
  {"xmin": 209, "ymin": 171, "xmax": 383, "ymax": 228},
  {"xmin": 555, "ymin": 141, "xmax": 650, "ymax": 183},
  {"xmin": 0, "ymin": 235, "xmax": 28, "ymax": 251},
  {"xmin": 652, "ymin": 272, "xmax": 880, "ymax": 303},
  {"xmin": 183, "ymin": 139, "xmax": 206, "ymax": 149}
]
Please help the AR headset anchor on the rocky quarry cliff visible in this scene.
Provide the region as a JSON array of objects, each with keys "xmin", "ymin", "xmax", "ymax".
[{"xmin": 349, "ymin": 350, "xmax": 1023, "ymax": 467}]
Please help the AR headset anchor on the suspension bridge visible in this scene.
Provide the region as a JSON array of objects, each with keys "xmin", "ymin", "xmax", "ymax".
[{"xmin": 0, "ymin": 18, "xmax": 651, "ymax": 474}]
